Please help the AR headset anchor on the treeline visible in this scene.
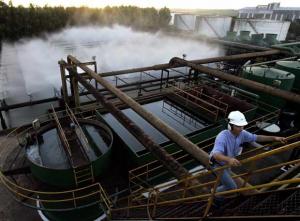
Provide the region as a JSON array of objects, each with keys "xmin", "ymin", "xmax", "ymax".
[{"xmin": 0, "ymin": 1, "xmax": 171, "ymax": 41}]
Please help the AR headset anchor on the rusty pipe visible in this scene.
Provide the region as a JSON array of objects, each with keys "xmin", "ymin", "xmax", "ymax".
[
  {"xmin": 69, "ymin": 65, "xmax": 190, "ymax": 180},
  {"xmin": 100, "ymin": 50, "xmax": 281, "ymax": 77},
  {"xmin": 170, "ymin": 57, "xmax": 300, "ymax": 104},
  {"xmin": 76, "ymin": 75, "xmax": 190, "ymax": 178},
  {"xmin": 67, "ymin": 55, "xmax": 210, "ymax": 167}
]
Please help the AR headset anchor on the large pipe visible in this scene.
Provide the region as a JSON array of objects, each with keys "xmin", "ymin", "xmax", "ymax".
[
  {"xmin": 100, "ymin": 50, "xmax": 281, "ymax": 77},
  {"xmin": 63, "ymin": 62, "xmax": 190, "ymax": 181},
  {"xmin": 68, "ymin": 55, "xmax": 210, "ymax": 167},
  {"xmin": 68, "ymin": 56, "xmax": 256, "ymax": 192},
  {"xmin": 170, "ymin": 57, "xmax": 300, "ymax": 104}
]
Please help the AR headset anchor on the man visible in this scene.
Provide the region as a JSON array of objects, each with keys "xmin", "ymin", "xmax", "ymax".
[{"xmin": 210, "ymin": 110, "xmax": 285, "ymax": 193}]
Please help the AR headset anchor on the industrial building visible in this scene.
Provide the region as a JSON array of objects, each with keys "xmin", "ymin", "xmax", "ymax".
[{"xmin": 238, "ymin": 2, "xmax": 300, "ymax": 21}]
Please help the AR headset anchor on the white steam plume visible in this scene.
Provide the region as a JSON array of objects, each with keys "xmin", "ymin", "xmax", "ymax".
[{"xmin": 3, "ymin": 25, "xmax": 223, "ymax": 100}]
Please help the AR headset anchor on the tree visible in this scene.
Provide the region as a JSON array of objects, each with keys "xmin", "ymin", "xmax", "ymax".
[{"xmin": 158, "ymin": 7, "xmax": 171, "ymax": 27}]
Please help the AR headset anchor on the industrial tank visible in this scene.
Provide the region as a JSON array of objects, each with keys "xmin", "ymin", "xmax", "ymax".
[
  {"xmin": 275, "ymin": 60, "xmax": 300, "ymax": 92},
  {"xmin": 242, "ymin": 67, "xmax": 295, "ymax": 108},
  {"xmin": 225, "ymin": 31, "xmax": 237, "ymax": 41},
  {"xmin": 25, "ymin": 117, "xmax": 114, "ymax": 221},
  {"xmin": 251, "ymin": 34, "xmax": 266, "ymax": 46},
  {"xmin": 238, "ymin": 31, "xmax": 251, "ymax": 43},
  {"xmin": 26, "ymin": 118, "xmax": 113, "ymax": 187},
  {"xmin": 264, "ymin": 33, "xmax": 280, "ymax": 46}
]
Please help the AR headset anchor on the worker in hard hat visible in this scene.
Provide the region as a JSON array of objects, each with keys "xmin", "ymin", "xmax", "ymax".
[{"xmin": 210, "ymin": 110, "xmax": 285, "ymax": 193}]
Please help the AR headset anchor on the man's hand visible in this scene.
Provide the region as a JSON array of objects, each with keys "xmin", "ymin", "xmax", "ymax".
[
  {"xmin": 228, "ymin": 158, "xmax": 241, "ymax": 167},
  {"xmin": 274, "ymin": 137, "xmax": 286, "ymax": 143}
]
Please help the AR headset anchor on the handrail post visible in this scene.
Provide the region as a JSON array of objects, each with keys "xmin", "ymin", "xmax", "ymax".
[
  {"xmin": 72, "ymin": 191, "xmax": 77, "ymax": 208},
  {"xmin": 151, "ymin": 189, "xmax": 159, "ymax": 218},
  {"xmin": 203, "ymin": 168, "xmax": 222, "ymax": 217},
  {"xmin": 182, "ymin": 178, "xmax": 188, "ymax": 198},
  {"xmin": 127, "ymin": 195, "xmax": 131, "ymax": 217}
]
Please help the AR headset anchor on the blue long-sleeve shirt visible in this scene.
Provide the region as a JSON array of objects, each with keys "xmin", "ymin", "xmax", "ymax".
[{"xmin": 210, "ymin": 130, "xmax": 257, "ymax": 165}]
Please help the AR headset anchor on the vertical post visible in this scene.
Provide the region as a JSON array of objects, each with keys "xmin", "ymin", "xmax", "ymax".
[
  {"xmin": 138, "ymin": 72, "xmax": 142, "ymax": 96},
  {"xmin": 0, "ymin": 110, "xmax": 7, "ymax": 130},
  {"xmin": 182, "ymin": 178, "xmax": 188, "ymax": 198},
  {"xmin": 72, "ymin": 191, "xmax": 77, "ymax": 208},
  {"xmin": 160, "ymin": 70, "xmax": 163, "ymax": 90},
  {"xmin": 58, "ymin": 61, "xmax": 69, "ymax": 105},
  {"xmin": 67, "ymin": 58, "xmax": 80, "ymax": 109},
  {"xmin": 94, "ymin": 61, "xmax": 98, "ymax": 89},
  {"xmin": 72, "ymin": 74, "xmax": 80, "ymax": 109},
  {"xmin": 203, "ymin": 169, "xmax": 222, "ymax": 217},
  {"xmin": 151, "ymin": 190, "xmax": 158, "ymax": 218}
]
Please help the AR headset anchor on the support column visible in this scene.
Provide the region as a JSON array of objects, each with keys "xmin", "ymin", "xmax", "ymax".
[
  {"xmin": 58, "ymin": 60, "xmax": 69, "ymax": 105},
  {"xmin": 67, "ymin": 58, "xmax": 80, "ymax": 109}
]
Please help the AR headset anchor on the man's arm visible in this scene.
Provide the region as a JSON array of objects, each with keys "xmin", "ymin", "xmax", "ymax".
[
  {"xmin": 213, "ymin": 152, "xmax": 241, "ymax": 166},
  {"xmin": 256, "ymin": 135, "xmax": 286, "ymax": 143}
]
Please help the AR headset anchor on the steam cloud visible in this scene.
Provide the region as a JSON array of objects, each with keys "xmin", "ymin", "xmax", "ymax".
[{"xmin": 1, "ymin": 25, "xmax": 223, "ymax": 101}]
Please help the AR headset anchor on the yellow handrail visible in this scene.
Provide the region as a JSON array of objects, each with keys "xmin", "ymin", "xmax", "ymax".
[
  {"xmin": 129, "ymin": 132, "xmax": 300, "ymax": 186},
  {"xmin": 119, "ymin": 139, "xmax": 300, "ymax": 204},
  {"xmin": 111, "ymin": 178, "xmax": 300, "ymax": 212}
]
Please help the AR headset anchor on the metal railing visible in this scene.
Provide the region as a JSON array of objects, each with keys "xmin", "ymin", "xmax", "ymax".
[
  {"xmin": 128, "ymin": 132, "xmax": 300, "ymax": 192},
  {"xmin": 112, "ymin": 138, "xmax": 300, "ymax": 219},
  {"xmin": 0, "ymin": 171, "xmax": 112, "ymax": 212},
  {"xmin": 0, "ymin": 108, "xmax": 112, "ymax": 214}
]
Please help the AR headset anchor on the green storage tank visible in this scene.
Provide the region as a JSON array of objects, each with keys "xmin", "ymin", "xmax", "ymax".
[
  {"xmin": 238, "ymin": 31, "xmax": 251, "ymax": 43},
  {"xmin": 242, "ymin": 67, "xmax": 295, "ymax": 108},
  {"xmin": 26, "ymin": 119, "xmax": 114, "ymax": 187},
  {"xmin": 226, "ymin": 31, "xmax": 237, "ymax": 41},
  {"xmin": 275, "ymin": 60, "xmax": 300, "ymax": 92},
  {"xmin": 251, "ymin": 34, "xmax": 266, "ymax": 46},
  {"xmin": 25, "ymin": 118, "xmax": 114, "ymax": 221},
  {"xmin": 264, "ymin": 33, "xmax": 279, "ymax": 46}
]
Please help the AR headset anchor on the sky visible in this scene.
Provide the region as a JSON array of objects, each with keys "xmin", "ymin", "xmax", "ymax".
[{"xmin": 4, "ymin": 0, "xmax": 300, "ymax": 9}]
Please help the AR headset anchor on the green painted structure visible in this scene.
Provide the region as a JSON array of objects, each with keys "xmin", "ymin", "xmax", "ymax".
[
  {"xmin": 275, "ymin": 60, "xmax": 300, "ymax": 92},
  {"xmin": 251, "ymin": 34, "xmax": 266, "ymax": 47},
  {"xmin": 238, "ymin": 31, "xmax": 251, "ymax": 43},
  {"xmin": 264, "ymin": 33, "xmax": 279, "ymax": 46},
  {"xmin": 27, "ymin": 120, "xmax": 114, "ymax": 188},
  {"xmin": 242, "ymin": 67, "xmax": 295, "ymax": 108},
  {"xmin": 225, "ymin": 31, "xmax": 238, "ymax": 41}
]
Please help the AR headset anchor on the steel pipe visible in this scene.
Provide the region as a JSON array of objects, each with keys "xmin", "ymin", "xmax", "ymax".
[
  {"xmin": 70, "ymin": 64, "xmax": 190, "ymax": 180},
  {"xmin": 68, "ymin": 55, "xmax": 211, "ymax": 167},
  {"xmin": 100, "ymin": 50, "xmax": 281, "ymax": 77},
  {"xmin": 170, "ymin": 57, "xmax": 300, "ymax": 104}
]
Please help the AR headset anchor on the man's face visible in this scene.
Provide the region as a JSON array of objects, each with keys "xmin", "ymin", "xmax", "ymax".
[{"xmin": 232, "ymin": 125, "xmax": 244, "ymax": 135}]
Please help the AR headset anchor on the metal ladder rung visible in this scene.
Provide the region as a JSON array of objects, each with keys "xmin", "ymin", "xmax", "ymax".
[
  {"xmin": 74, "ymin": 167, "xmax": 90, "ymax": 173},
  {"xmin": 76, "ymin": 173, "xmax": 92, "ymax": 179},
  {"xmin": 77, "ymin": 177, "xmax": 94, "ymax": 183}
]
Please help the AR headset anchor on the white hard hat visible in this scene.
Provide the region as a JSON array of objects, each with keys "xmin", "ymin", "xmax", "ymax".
[{"xmin": 228, "ymin": 111, "xmax": 248, "ymax": 126}]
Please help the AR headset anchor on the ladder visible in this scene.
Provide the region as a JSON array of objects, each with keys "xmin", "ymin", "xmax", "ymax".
[{"xmin": 73, "ymin": 164, "xmax": 94, "ymax": 187}]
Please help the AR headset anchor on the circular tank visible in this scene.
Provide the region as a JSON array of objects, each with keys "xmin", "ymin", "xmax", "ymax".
[
  {"xmin": 251, "ymin": 34, "xmax": 266, "ymax": 46},
  {"xmin": 225, "ymin": 31, "xmax": 237, "ymax": 41},
  {"xmin": 238, "ymin": 31, "xmax": 251, "ymax": 43},
  {"xmin": 264, "ymin": 33, "xmax": 279, "ymax": 46},
  {"xmin": 242, "ymin": 67, "xmax": 295, "ymax": 107},
  {"xmin": 275, "ymin": 60, "xmax": 300, "ymax": 91},
  {"xmin": 26, "ymin": 118, "xmax": 114, "ymax": 187}
]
